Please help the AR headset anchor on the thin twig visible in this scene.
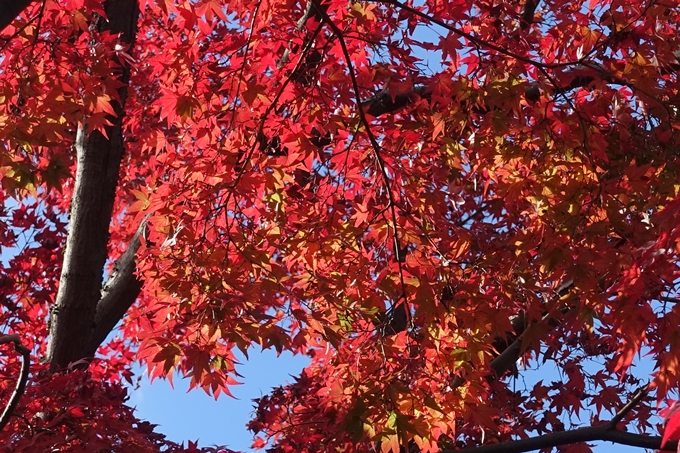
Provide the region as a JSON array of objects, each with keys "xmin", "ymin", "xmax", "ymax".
[
  {"xmin": 608, "ymin": 383, "xmax": 649, "ymax": 426},
  {"xmin": 660, "ymin": 296, "xmax": 680, "ymax": 304},
  {"xmin": 315, "ymin": 4, "xmax": 409, "ymax": 319},
  {"xmin": 378, "ymin": 0, "xmax": 574, "ymax": 69}
]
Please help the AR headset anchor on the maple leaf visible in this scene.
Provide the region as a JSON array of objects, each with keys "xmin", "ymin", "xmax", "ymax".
[
  {"xmin": 661, "ymin": 400, "xmax": 680, "ymax": 451},
  {"xmin": 242, "ymin": 82, "xmax": 268, "ymax": 107},
  {"xmin": 3, "ymin": 0, "xmax": 680, "ymax": 451}
]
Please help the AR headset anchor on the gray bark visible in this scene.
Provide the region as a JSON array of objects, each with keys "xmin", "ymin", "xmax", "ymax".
[
  {"xmin": 46, "ymin": 0, "xmax": 140, "ymax": 370},
  {"xmin": 87, "ymin": 217, "xmax": 148, "ymax": 356}
]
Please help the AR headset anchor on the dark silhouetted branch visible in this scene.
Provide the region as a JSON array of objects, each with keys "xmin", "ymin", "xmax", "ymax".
[
  {"xmin": 446, "ymin": 429, "xmax": 671, "ymax": 453},
  {"xmin": 446, "ymin": 385, "xmax": 659, "ymax": 453},
  {"xmin": 660, "ymin": 296, "xmax": 680, "ymax": 304},
  {"xmin": 362, "ymin": 65, "xmax": 621, "ymax": 117},
  {"xmin": 0, "ymin": 334, "xmax": 30, "ymax": 432},
  {"xmin": 0, "ymin": 0, "xmax": 34, "ymax": 33},
  {"xmin": 520, "ymin": 0, "xmax": 540, "ymax": 30}
]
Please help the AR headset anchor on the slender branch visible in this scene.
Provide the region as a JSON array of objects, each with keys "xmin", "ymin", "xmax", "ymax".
[
  {"xmin": 660, "ymin": 296, "xmax": 680, "ymax": 304},
  {"xmin": 0, "ymin": 9, "xmax": 41, "ymax": 52},
  {"xmin": 315, "ymin": 3, "xmax": 410, "ymax": 333},
  {"xmin": 223, "ymin": 21, "xmax": 322, "ymax": 198},
  {"xmin": 377, "ymin": 0, "xmax": 558, "ymax": 69},
  {"xmin": 446, "ymin": 428, "xmax": 672, "ymax": 453},
  {"xmin": 227, "ymin": 0, "xmax": 262, "ymax": 127},
  {"xmin": 0, "ymin": 334, "xmax": 30, "ymax": 432},
  {"xmin": 358, "ymin": 5, "xmax": 679, "ymax": 117},
  {"xmin": 278, "ymin": 0, "xmax": 319, "ymax": 68},
  {"xmin": 609, "ymin": 383, "xmax": 649, "ymax": 426},
  {"xmin": 447, "ymin": 385, "xmax": 658, "ymax": 453}
]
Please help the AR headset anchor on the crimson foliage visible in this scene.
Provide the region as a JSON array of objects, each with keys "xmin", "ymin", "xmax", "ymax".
[{"xmin": 0, "ymin": 0, "xmax": 679, "ymax": 452}]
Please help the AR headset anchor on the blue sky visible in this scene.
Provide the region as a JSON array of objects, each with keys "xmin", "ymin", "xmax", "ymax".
[
  {"xmin": 128, "ymin": 349, "xmax": 310, "ymax": 452},
  {"xmin": 0, "ymin": 201, "xmax": 661, "ymax": 453},
  {"xmin": 0, "ymin": 6, "xmax": 669, "ymax": 452},
  {"xmin": 127, "ymin": 348, "xmax": 657, "ymax": 453}
]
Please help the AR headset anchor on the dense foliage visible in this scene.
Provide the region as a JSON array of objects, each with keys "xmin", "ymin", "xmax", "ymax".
[{"xmin": 0, "ymin": 0, "xmax": 679, "ymax": 451}]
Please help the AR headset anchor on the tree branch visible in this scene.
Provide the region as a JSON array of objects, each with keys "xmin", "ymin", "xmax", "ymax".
[
  {"xmin": 446, "ymin": 428, "xmax": 671, "ymax": 453},
  {"xmin": 0, "ymin": 334, "xmax": 30, "ymax": 432},
  {"xmin": 519, "ymin": 0, "xmax": 540, "ymax": 30},
  {"xmin": 278, "ymin": 0, "xmax": 322, "ymax": 68},
  {"xmin": 610, "ymin": 383, "xmax": 649, "ymax": 425},
  {"xmin": 660, "ymin": 296, "xmax": 680, "ymax": 304},
  {"xmin": 446, "ymin": 385, "xmax": 659, "ymax": 453},
  {"xmin": 446, "ymin": 281, "xmax": 574, "ymax": 387},
  {"xmin": 369, "ymin": 57, "xmax": 680, "ymax": 115},
  {"xmin": 379, "ymin": 0, "xmax": 552, "ymax": 68},
  {"xmin": 362, "ymin": 63, "xmax": 624, "ymax": 117},
  {"xmin": 86, "ymin": 215, "xmax": 149, "ymax": 356},
  {"xmin": 359, "ymin": 3, "xmax": 680, "ymax": 116},
  {"xmin": 46, "ymin": 0, "xmax": 139, "ymax": 370}
]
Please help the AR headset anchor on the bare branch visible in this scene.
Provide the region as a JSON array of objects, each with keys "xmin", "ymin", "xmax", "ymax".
[
  {"xmin": 660, "ymin": 296, "xmax": 680, "ymax": 304},
  {"xmin": 609, "ymin": 384, "xmax": 649, "ymax": 426},
  {"xmin": 0, "ymin": 333, "xmax": 20, "ymax": 346},
  {"xmin": 0, "ymin": 335, "xmax": 30, "ymax": 432},
  {"xmin": 446, "ymin": 428, "xmax": 671, "ymax": 453},
  {"xmin": 448, "ymin": 387, "xmax": 657, "ymax": 453}
]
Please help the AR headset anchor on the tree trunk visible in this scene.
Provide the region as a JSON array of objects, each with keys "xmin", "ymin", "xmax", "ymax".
[{"xmin": 46, "ymin": 0, "xmax": 140, "ymax": 370}]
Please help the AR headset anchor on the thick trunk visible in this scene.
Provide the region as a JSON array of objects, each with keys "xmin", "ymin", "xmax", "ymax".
[{"xmin": 46, "ymin": 0, "xmax": 140, "ymax": 370}]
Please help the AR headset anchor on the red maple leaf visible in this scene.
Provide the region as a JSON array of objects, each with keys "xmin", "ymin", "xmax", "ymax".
[{"xmin": 661, "ymin": 400, "xmax": 680, "ymax": 451}]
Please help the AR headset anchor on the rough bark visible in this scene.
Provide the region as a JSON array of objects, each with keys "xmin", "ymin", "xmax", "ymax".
[
  {"xmin": 86, "ymin": 217, "xmax": 148, "ymax": 356},
  {"xmin": 0, "ymin": 0, "xmax": 34, "ymax": 33},
  {"xmin": 46, "ymin": 0, "xmax": 140, "ymax": 370}
]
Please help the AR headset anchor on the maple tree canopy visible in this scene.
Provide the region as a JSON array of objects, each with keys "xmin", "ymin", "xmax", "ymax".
[{"xmin": 0, "ymin": 0, "xmax": 679, "ymax": 451}]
